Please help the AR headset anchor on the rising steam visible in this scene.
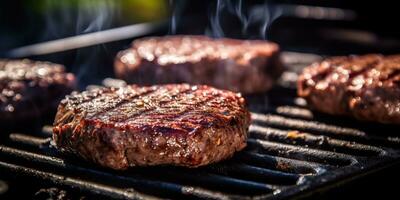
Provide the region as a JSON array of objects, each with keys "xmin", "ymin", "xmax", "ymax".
[
  {"xmin": 254, "ymin": 2, "xmax": 282, "ymax": 40},
  {"xmin": 169, "ymin": 0, "xmax": 186, "ymax": 34},
  {"xmin": 42, "ymin": 0, "xmax": 117, "ymax": 88},
  {"xmin": 206, "ymin": 0, "xmax": 282, "ymax": 39},
  {"xmin": 208, "ymin": 0, "xmax": 225, "ymax": 38},
  {"xmin": 42, "ymin": 0, "xmax": 116, "ymax": 40}
]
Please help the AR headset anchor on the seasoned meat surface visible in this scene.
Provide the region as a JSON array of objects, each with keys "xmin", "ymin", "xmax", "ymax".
[
  {"xmin": 298, "ymin": 54, "xmax": 400, "ymax": 124},
  {"xmin": 0, "ymin": 59, "xmax": 75, "ymax": 123},
  {"xmin": 114, "ymin": 35, "xmax": 283, "ymax": 94},
  {"xmin": 53, "ymin": 84, "xmax": 251, "ymax": 170}
]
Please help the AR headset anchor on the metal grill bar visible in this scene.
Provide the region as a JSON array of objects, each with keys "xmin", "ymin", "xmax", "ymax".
[
  {"xmin": 251, "ymin": 113, "xmax": 400, "ymax": 146},
  {"xmin": 0, "ymin": 161, "xmax": 159, "ymax": 200},
  {"xmin": 250, "ymin": 125, "xmax": 386, "ymax": 156},
  {"xmin": 274, "ymin": 106, "xmax": 314, "ymax": 119},
  {"xmin": 235, "ymin": 151, "xmax": 327, "ymax": 175},
  {"xmin": 206, "ymin": 163, "xmax": 300, "ymax": 185},
  {"xmin": 0, "ymin": 145, "xmax": 244, "ymax": 199},
  {"xmin": 2, "ymin": 116, "xmax": 399, "ymax": 200},
  {"xmin": 3, "ymin": 134, "xmax": 306, "ymax": 192},
  {"xmin": 252, "ymin": 113, "xmax": 366, "ymax": 137},
  {"xmin": 9, "ymin": 134, "xmax": 50, "ymax": 147},
  {"xmin": 0, "ymin": 140, "xmax": 276, "ymax": 197},
  {"xmin": 247, "ymin": 139, "xmax": 358, "ymax": 166}
]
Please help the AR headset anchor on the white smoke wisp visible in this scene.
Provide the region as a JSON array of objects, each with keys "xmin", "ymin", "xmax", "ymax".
[
  {"xmin": 42, "ymin": 0, "xmax": 116, "ymax": 40},
  {"xmin": 41, "ymin": 0, "xmax": 118, "ymax": 88},
  {"xmin": 257, "ymin": 3, "xmax": 282, "ymax": 40},
  {"xmin": 168, "ymin": 0, "xmax": 187, "ymax": 35},
  {"xmin": 80, "ymin": 1, "xmax": 115, "ymax": 34},
  {"xmin": 75, "ymin": 0, "xmax": 117, "ymax": 87},
  {"xmin": 229, "ymin": 0, "xmax": 250, "ymax": 35},
  {"xmin": 208, "ymin": 0, "xmax": 225, "ymax": 38},
  {"xmin": 206, "ymin": 0, "xmax": 282, "ymax": 40},
  {"xmin": 169, "ymin": 0, "xmax": 177, "ymax": 34}
]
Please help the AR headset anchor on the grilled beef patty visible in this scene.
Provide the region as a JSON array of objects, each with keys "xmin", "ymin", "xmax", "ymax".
[
  {"xmin": 0, "ymin": 59, "xmax": 75, "ymax": 124},
  {"xmin": 114, "ymin": 35, "xmax": 283, "ymax": 94},
  {"xmin": 298, "ymin": 54, "xmax": 400, "ymax": 124},
  {"xmin": 53, "ymin": 84, "xmax": 251, "ymax": 170}
]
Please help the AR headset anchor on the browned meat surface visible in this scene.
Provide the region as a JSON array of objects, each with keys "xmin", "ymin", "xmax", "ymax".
[
  {"xmin": 298, "ymin": 54, "xmax": 400, "ymax": 124},
  {"xmin": 53, "ymin": 84, "xmax": 251, "ymax": 170},
  {"xmin": 114, "ymin": 35, "xmax": 283, "ymax": 94},
  {"xmin": 0, "ymin": 59, "xmax": 76, "ymax": 123}
]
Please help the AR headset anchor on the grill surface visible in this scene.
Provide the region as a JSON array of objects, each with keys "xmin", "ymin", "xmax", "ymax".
[{"xmin": 0, "ymin": 52, "xmax": 400, "ymax": 199}]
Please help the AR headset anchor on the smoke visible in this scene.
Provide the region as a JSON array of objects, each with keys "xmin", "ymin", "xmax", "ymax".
[
  {"xmin": 169, "ymin": 0, "xmax": 283, "ymax": 39},
  {"xmin": 77, "ymin": 1, "xmax": 116, "ymax": 34},
  {"xmin": 42, "ymin": 0, "xmax": 117, "ymax": 88},
  {"xmin": 169, "ymin": 0, "xmax": 186, "ymax": 35},
  {"xmin": 38, "ymin": 0, "xmax": 282, "ymax": 87},
  {"xmin": 206, "ymin": 0, "xmax": 282, "ymax": 39},
  {"xmin": 75, "ymin": 1, "xmax": 116, "ymax": 88},
  {"xmin": 42, "ymin": 0, "xmax": 116, "ymax": 39},
  {"xmin": 254, "ymin": 2, "xmax": 282, "ymax": 40},
  {"xmin": 208, "ymin": 0, "xmax": 225, "ymax": 38},
  {"xmin": 227, "ymin": 0, "xmax": 250, "ymax": 35}
]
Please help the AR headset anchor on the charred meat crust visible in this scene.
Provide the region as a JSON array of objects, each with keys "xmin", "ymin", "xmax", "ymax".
[
  {"xmin": 114, "ymin": 35, "xmax": 283, "ymax": 94},
  {"xmin": 0, "ymin": 59, "xmax": 76, "ymax": 121},
  {"xmin": 298, "ymin": 54, "xmax": 400, "ymax": 124},
  {"xmin": 53, "ymin": 84, "xmax": 251, "ymax": 170}
]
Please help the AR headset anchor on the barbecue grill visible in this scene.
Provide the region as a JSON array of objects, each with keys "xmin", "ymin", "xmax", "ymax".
[
  {"xmin": 1, "ymin": 1, "xmax": 400, "ymax": 199},
  {"xmin": 1, "ymin": 51, "xmax": 399, "ymax": 199}
]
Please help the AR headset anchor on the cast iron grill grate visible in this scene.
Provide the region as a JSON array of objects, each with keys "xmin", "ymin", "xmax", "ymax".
[
  {"xmin": 0, "ymin": 52, "xmax": 399, "ymax": 199},
  {"xmin": 1, "ymin": 91, "xmax": 399, "ymax": 199}
]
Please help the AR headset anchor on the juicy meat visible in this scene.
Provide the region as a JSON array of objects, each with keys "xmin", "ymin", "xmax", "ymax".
[
  {"xmin": 114, "ymin": 35, "xmax": 283, "ymax": 94},
  {"xmin": 53, "ymin": 84, "xmax": 251, "ymax": 170},
  {"xmin": 298, "ymin": 54, "xmax": 400, "ymax": 124},
  {"xmin": 0, "ymin": 59, "xmax": 76, "ymax": 123}
]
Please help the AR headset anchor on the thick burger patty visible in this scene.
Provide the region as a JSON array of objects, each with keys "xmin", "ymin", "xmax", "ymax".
[
  {"xmin": 114, "ymin": 35, "xmax": 283, "ymax": 94},
  {"xmin": 53, "ymin": 84, "xmax": 251, "ymax": 170},
  {"xmin": 0, "ymin": 59, "xmax": 76, "ymax": 122},
  {"xmin": 298, "ymin": 54, "xmax": 400, "ymax": 124}
]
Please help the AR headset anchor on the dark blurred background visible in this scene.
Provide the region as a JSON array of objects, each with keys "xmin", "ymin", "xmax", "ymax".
[
  {"xmin": 1, "ymin": 0, "xmax": 400, "ymax": 87},
  {"xmin": 0, "ymin": 0, "xmax": 168, "ymax": 50},
  {"xmin": 1, "ymin": 0, "xmax": 400, "ymax": 52},
  {"xmin": 0, "ymin": 0, "xmax": 170, "ymax": 87}
]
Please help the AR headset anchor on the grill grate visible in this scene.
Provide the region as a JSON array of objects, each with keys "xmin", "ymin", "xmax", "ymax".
[
  {"xmin": 1, "ymin": 52, "xmax": 400, "ymax": 199},
  {"xmin": 1, "ymin": 96, "xmax": 399, "ymax": 199}
]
